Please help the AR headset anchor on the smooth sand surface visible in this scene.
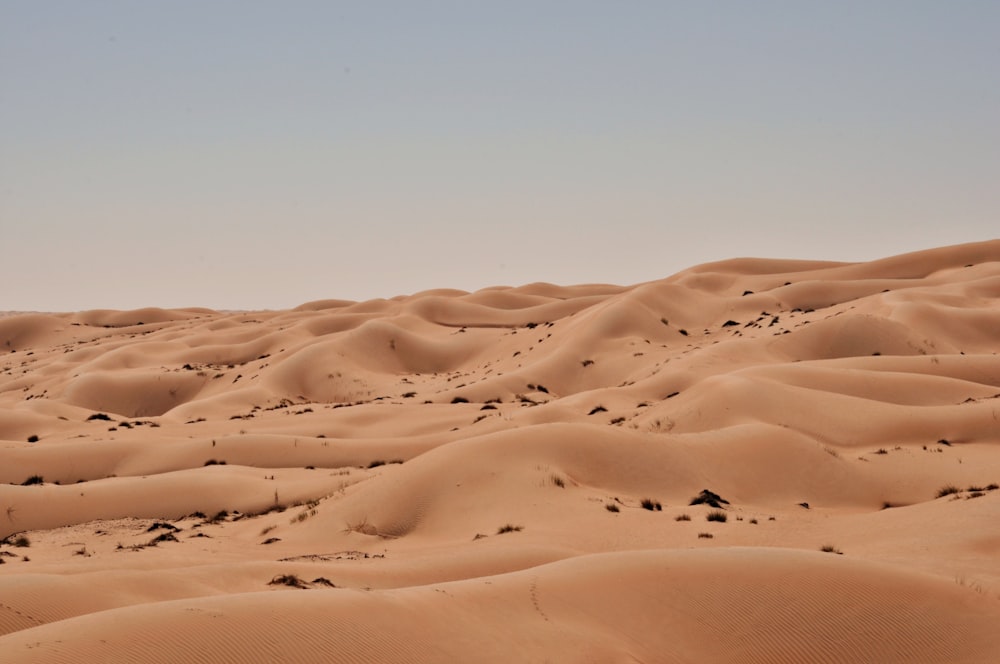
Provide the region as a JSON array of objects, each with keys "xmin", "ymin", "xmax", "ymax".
[{"xmin": 2, "ymin": 240, "xmax": 999, "ymax": 662}]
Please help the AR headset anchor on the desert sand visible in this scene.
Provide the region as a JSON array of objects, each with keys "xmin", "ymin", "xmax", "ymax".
[{"xmin": 2, "ymin": 240, "xmax": 999, "ymax": 662}]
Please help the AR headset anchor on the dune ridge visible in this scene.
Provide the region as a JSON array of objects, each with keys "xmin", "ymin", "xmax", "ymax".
[{"xmin": 2, "ymin": 240, "xmax": 999, "ymax": 662}]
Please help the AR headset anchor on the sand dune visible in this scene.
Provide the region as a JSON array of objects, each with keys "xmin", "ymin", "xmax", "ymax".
[{"xmin": 2, "ymin": 240, "xmax": 999, "ymax": 662}]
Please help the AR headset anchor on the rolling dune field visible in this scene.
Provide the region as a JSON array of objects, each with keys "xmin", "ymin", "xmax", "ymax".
[{"xmin": 2, "ymin": 240, "xmax": 1000, "ymax": 662}]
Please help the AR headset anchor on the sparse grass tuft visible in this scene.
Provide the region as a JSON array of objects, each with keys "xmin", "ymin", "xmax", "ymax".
[
  {"xmin": 697, "ymin": 532, "xmax": 713, "ymax": 539},
  {"xmin": 587, "ymin": 405, "xmax": 607, "ymax": 415},
  {"xmin": 640, "ymin": 498, "xmax": 662, "ymax": 511},
  {"xmin": 674, "ymin": 514, "xmax": 691, "ymax": 521},
  {"xmin": 14, "ymin": 535, "xmax": 31, "ymax": 548},
  {"xmin": 367, "ymin": 460, "xmax": 386, "ymax": 468},
  {"xmin": 605, "ymin": 503, "xmax": 619, "ymax": 513},
  {"xmin": 936, "ymin": 485, "xmax": 960, "ymax": 498},
  {"xmin": 706, "ymin": 510, "xmax": 727, "ymax": 523},
  {"xmin": 496, "ymin": 524, "xmax": 523, "ymax": 534},
  {"xmin": 820, "ymin": 545, "xmax": 843, "ymax": 555},
  {"xmin": 21, "ymin": 475, "xmax": 44, "ymax": 486},
  {"xmin": 550, "ymin": 474, "xmax": 565, "ymax": 488}
]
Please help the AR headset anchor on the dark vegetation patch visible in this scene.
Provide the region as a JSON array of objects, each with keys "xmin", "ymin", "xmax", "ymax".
[{"xmin": 689, "ymin": 489, "xmax": 729, "ymax": 509}]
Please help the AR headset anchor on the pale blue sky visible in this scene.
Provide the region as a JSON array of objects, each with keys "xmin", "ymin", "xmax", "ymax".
[{"xmin": 2, "ymin": 1, "xmax": 998, "ymax": 311}]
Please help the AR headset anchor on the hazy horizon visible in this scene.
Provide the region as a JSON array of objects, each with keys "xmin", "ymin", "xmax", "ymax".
[{"xmin": 3, "ymin": 2, "xmax": 998, "ymax": 312}]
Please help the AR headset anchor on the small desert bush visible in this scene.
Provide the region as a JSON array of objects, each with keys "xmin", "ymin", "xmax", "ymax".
[
  {"xmin": 26, "ymin": 435, "xmax": 39, "ymax": 443},
  {"xmin": 674, "ymin": 514, "xmax": 691, "ymax": 522},
  {"xmin": 496, "ymin": 524, "xmax": 523, "ymax": 534},
  {"xmin": 820, "ymin": 545, "xmax": 843, "ymax": 555},
  {"xmin": 605, "ymin": 503, "xmax": 619, "ymax": 513},
  {"xmin": 697, "ymin": 532, "xmax": 713, "ymax": 539},
  {"xmin": 706, "ymin": 510, "xmax": 728, "ymax": 523},
  {"xmin": 550, "ymin": 474, "xmax": 565, "ymax": 488},
  {"xmin": 689, "ymin": 490, "xmax": 729, "ymax": 509},
  {"xmin": 367, "ymin": 460, "xmax": 386, "ymax": 468},
  {"xmin": 639, "ymin": 498, "xmax": 662, "ymax": 511},
  {"xmin": 13, "ymin": 535, "xmax": 30, "ymax": 548},
  {"xmin": 269, "ymin": 574, "xmax": 309, "ymax": 589},
  {"xmin": 936, "ymin": 485, "xmax": 960, "ymax": 498},
  {"xmin": 148, "ymin": 532, "xmax": 178, "ymax": 546},
  {"xmin": 21, "ymin": 475, "xmax": 44, "ymax": 486}
]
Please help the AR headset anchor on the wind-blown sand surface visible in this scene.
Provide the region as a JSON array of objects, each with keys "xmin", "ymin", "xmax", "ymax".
[{"xmin": 2, "ymin": 240, "xmax": 999, "ymax": 662}]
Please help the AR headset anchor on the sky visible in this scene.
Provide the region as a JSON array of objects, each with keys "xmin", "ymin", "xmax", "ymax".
[{"xmin": 2, "ymin": 1, "xmax": 998, "ymax": 311}]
